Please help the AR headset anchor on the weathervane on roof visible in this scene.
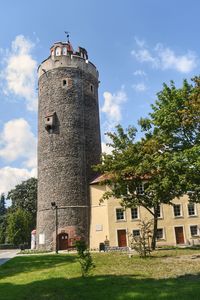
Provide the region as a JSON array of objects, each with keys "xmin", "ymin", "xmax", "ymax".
[{"xmin": 64, "ymin": 31, "xmax": 70, "ymax": 43}]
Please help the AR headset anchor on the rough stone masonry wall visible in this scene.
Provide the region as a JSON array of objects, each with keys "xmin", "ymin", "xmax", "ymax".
[{"xmin": 37, "ymin": 65, "xmax": 101, "ymax": 250}]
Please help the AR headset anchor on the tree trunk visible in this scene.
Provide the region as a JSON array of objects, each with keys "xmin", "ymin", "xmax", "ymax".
[{"xmin": 151, "ymin": 206, "xmax": 158, "ymax": 250}]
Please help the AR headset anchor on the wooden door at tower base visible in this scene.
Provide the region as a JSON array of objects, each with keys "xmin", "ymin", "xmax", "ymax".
[
  {"xmin": 58, "ymin": 233, "xmax": 69, "ymax": 250},
  {"xmin": 175, "ymin": 227, "xmax": 185, "ymax": 244},
  {"xmin": 117, "ymin": 229, "xmax": 127, "ymax": 247}
]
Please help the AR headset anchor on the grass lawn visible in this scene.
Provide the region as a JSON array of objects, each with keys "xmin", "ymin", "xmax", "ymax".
[{"xmin": 1, "ymin": 248, "xmax": 200, "ymax": 299}]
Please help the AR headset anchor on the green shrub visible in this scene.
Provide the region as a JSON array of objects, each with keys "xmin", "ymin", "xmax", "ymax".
[{"xmin": 75, "ymin": 240, "xmax": 95, "ymax": 277}]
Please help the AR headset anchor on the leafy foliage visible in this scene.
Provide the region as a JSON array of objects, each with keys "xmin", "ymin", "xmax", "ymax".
[
  {"xmin": 95, "ymin": 77, "xmax": 200, "ymax": 250},
  {"xmin": 0, "ymin": 194, "xmax": 6, "ymax": 216},
  {"xmin": 7, "ymin": 177, "xmax": 37, "ymax": 228},
  {"xmin": 139, "ymin": 77, "xmax": 200, "ymax": 201},
  {"xmin": 6, "ymin": 208, "xmax": 33, "ymax": 245},
  {"xmin": 95, "ymin": 125, "xmax": 182, "ymax": 249},
  {"xmin": 0, "ymin": 194, "xmax": 7, "ymax": 243},
  {"xmin": 75, "ymin": 240, "xmax": 95, "ymax": 277},
  {"xmin": 3, "ymin": 178, "xmax": 38, "ymax": 245},
  {"xmin": 129, "ymin": 220, "xmax": 153, "ymax": 258}
]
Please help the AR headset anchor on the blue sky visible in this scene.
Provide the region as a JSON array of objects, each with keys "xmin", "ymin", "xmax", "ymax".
[{"xmin": 0, "ymin": 0, "xmax": 199, "ymax": 194}]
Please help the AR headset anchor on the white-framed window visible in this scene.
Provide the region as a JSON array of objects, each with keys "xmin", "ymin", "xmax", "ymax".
[
  {"xmin": 131, "ymin": 207, "xmax": 139, "ymax": 220},
  {"xmin": 132, "ymin": 229, "xmax": 140, "ymax": 237},
  {"xmin": 188, "ymin": 203, "xmax": 197, "ymax": 217},
  {"xmin": 55, "ymin": 47, "xmax": 61, "ymax": 56},
  {"xmin": 190, "ymin": 225, "xmax": 199, "ymax": 236},
  {"xmin": 157, "ymin": 205, "xmax": 163, "ymax": 218},
  {"xmin": 116, "ymin": 208, "xmax": 125, "ymax": 221},
  {"xmin": 156, "ymin": 228, "xmax": 164, "ymax": 240},
  {"xmin": 173, "ymin": 204, "xmax": 182, "ymax": 217},
  {"xmin": 152, "ymin": 205, "xmax": 163, "ymax": 218},
  {"xmin": 136, "ymin": 183, "xmax": 144, "ymax": 195}
]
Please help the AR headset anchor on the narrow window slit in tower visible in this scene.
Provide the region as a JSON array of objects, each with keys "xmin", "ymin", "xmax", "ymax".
[{"xmin": 63, "ymin": 79, "xmax": 67, "ymax": 86}]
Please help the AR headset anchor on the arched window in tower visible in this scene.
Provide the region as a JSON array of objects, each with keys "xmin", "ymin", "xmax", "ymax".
[
  {"xmin": 63, "ymin": 47, "xmax": 67, "ymax": 55},
  {"xmin": 55, "ymin": 47, "xmax": 61, "ymax": 56}
]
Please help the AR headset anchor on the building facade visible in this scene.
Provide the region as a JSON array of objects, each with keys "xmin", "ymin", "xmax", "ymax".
[
  {"xmin": 90, "ymin": 181, "xmax": 200, "ymax": 249},
  {"xmin": 37, "ymin": 40, "xmax": 101, "ymax": 250}
]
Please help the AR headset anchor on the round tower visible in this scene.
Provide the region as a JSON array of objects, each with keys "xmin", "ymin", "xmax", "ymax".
[{"xmin": 37, "ymin": 40, "xmax": 101, "ymax": 250}]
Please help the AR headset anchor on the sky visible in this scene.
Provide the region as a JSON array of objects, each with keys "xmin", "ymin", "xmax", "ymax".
[{"xmin": 0, "ymin": 0, "xmax": 200, "ymax": 195}]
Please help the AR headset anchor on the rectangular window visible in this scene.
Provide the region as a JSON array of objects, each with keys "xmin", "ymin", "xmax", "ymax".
[
  {"xmin": 132, "ymin": 229, "xmax": 140, "ymax": 237},
  {"xmin": 131, "ymin": 207, "xmax": 138, "ymax": 219},
  {"xmin": 188, "ymin": 203, "xmax": 196, "ymax": 216},
  {"xmin": 173, "ymin": 204, "xmax": 182, "ymax": 217},
  {"xmin": 136, "ymin": 183, "xmax": 144, "ymax": 195},
  {"xmin": 190, "ymin": 225, "xmax": 198, "ymax": 236},
  {"xmin": 157, "ymin": 205, "xmax": 163, "ymax": 218},
  {"xmin": 156, "ymin": 228, "xmax": 164, "ymax": 239},
  {"xmin": 62, "ymin": 78, "xmax": 72, "ymax": 88},
  {"xmin": 152, "ymin": 205, "xmax": 162, "ymax": 218},
  {"xmin": 90, "ymin": 84, "xmax": 95, "ymax": 94},
  {"xmin": 116, "ymin": 208, "xmax": 125, "ymax": 221}
]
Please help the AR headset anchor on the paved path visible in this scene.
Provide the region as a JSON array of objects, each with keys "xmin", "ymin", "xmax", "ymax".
[{"xmin": 0, "ymin": 249, "xmax": 18, "ymax": 266}]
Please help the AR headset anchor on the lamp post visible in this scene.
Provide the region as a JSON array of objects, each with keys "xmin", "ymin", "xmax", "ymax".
[{"xmin": 51, "ymin": 201, "xmax": 58, "ymax": 254}]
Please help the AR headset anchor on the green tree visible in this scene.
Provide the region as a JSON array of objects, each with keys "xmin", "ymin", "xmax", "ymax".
[
  {"xmin": 130, "ymin": 220, "xmax": 153, "ymax": 258},
  {"xmin": 139, "ymin": 77, "xmax": 200, "ymax": 201},
  {"xmin": 0, "ymin": 193, "xmax": 6, "ymax": 216},
  {"xmin": 7, "ymin": 178, "xmax": 37, "ymax": 229},
  {"xmin": 0, "ymin": 194, "xmax": 7, "ymax": 243},
  {"xmin": 95, "ymin": 125, "xmax": 184, "ymax": 249},
  {"xmin": 75, "ymin": 240, "xmax": 95, "ymax": 277},
  {"xmin": 95, "ymin": 77, "xmax": 200, "ymax": 250},
  {"xmin": 6, "ymin": 208, "xmax": 33, "ymax": 245}
]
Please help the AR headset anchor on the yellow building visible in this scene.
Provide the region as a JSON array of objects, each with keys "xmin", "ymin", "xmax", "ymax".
[{"xmin": 89, "ymin": 179, "xmax": 200, "ymax": 249}]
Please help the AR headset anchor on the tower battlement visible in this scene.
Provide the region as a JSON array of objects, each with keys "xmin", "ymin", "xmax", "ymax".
[{"xmin": 38, "ymin": 41, "xmax": 98, "ymax": 79}]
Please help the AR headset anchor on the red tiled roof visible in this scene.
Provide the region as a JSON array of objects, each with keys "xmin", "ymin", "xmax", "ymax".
[
  {"xmin": 90, "ymin": 174, "xmax": 113, "ymax": 184},
  {"xmin": 90, "ymin": 173, "xmax": 151, "ymax": 184}
]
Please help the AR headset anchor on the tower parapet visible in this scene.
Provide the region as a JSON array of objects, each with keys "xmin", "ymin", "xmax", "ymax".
[{"xmin": 38, "ymin": 41, "xmax": 98, "ymax": 79}]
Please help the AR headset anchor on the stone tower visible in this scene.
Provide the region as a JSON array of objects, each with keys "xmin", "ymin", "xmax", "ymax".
[{"xmin": 37, "ymin": 40, "xmax": 101, "ymax": 250}]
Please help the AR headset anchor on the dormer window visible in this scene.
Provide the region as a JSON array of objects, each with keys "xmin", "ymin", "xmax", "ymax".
[{"xmin": 55, "ymin": 47, "xmax": 61, "ymax": 56}]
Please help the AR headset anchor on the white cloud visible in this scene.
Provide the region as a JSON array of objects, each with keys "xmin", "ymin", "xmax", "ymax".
[
  {"xmin": 0, "ymin": 118, "xmax": 37, "ymax": 169},
  {"xmin": 135, "ymin": 37, "xmax": 146, "ymax": 48},
  {"xmin": 0, "ymin": 166, "xmax": 35, "ymax": 195},
  {"xmin": 2, "ymin": 35, "xmax": 38, "ymax": 111},
  {"xmin": 101, "ymin": 88, "xmax": 127, "ymax": 123},
  {"xmin": 155, "ymin": 44, "xmax": 197, "ymax": 73},
  {"xmin": 101, "ymin": 142, "xmax": 113, "ymax": 155},
  {"xmin": 131, "ymin": 48, "xmax": 158, "ymax": 66},
  {"xmin": 132, "ymin": 82, "xmax": 147, "ymax": 92},
  {"xmin": 131, "ymin": 38, "xmax": 198, "ymax": 73},
  {"xmin": 133, "ymin": 70, "xmax": 147, "ymax": 76},
  {"xmin": 101, "ymin": 87, "xmax": 127, "ymax": 154}
]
